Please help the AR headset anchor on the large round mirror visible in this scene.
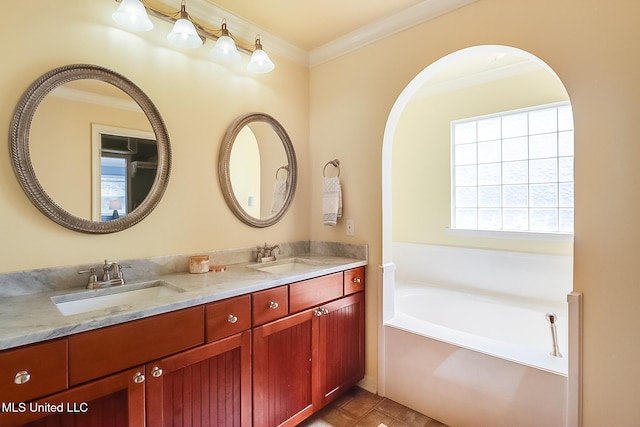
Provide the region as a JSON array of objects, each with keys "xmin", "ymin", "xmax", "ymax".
[
  {"xmin": 10, "ymin": 64, "xmax": 171, "ymax": 233},
  {"xmin": 219, "ymin": 113, "xmax": 297, "ymax": 227}
]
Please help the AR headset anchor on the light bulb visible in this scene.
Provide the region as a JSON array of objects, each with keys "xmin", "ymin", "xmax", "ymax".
[
  {"xmin": 247, "ymin": 37, "xmax": 275, "ymax": 74},
  {"xmin": 212, "ymin": 35, "xmax": 241, "ymax": 62},
  {"xmin": 167, "ymin": 18, "xmax": 202, "ymax": 49},
  {"xmin": 112, "ymin": 0, "xmax": 153, "ymax": 32},
  {"xmin": 248, "ymin": 49, "xmax": 275, "ymax": 74}
]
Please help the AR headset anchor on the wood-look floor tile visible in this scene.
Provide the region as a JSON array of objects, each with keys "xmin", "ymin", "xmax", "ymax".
[
  {"xmin": 295, "ymin": 387, "xmax": 449, "ymax": 427},
  {"xmin": 340, "ymin": 388, "xmax": 384, "ymax": 418}
]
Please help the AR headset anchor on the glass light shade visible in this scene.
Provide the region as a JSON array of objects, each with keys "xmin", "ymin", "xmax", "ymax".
[
  {"xmin": 247, "ymin": 49, "xmax": 275, "ymax": 74},
  {"xmin": 112, "ymin": 0, "xmax": 153, "ymax": 31},
  {"xmin": 167, "ymin": 18, "xmax": 203, "ymax": 49},
  {"xmin": 211, "ymin": 35, "xmax": 241, "ymax": 61}
]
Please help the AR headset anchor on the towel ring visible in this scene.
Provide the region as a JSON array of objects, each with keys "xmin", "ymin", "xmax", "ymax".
[
  {"xmin": 276, "ymin": 165, "xmax": 289, "ymax": 180},
  {"xmin": 323, "ymin": 159, "xmax": 340, "ymax": 177}
]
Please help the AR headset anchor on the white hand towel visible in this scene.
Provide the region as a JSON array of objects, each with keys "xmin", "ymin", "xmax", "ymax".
[
  {"xmin": 271, "ymin": 180, "xmax": 288, "ymax": 214},
  {"xmin": 322, "ymin": 176, "xmax": 342, "ymax": 226}
]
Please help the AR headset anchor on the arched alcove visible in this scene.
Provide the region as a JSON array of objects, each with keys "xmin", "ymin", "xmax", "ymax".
[{"xmin": 379, "ymin": 45, "xmax": 577, "ymax": 427}]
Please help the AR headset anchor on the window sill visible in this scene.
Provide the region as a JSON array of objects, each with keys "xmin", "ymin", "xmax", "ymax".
[{"xmin": 446, "ymin": 228, "xmax": 574, "ymax": 242}]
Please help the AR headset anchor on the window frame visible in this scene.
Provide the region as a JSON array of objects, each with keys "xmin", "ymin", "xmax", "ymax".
[{"xmin": 450, "ymin": 101, "xmax": 574, "ymax": 236}]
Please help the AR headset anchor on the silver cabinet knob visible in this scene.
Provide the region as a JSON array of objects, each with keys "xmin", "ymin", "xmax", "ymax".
[
  {"xmin": 269, "ymin": 301, "xmax": 279, "ymax": 309},
  {"xmin": 14, "ymin": 370, "xmax": 31, "ymax": 385},
  {"xmin": 314, "ymin": 307, "xmax": 329, "ymax": 316},
  {"xmin": 353, "ymin": 277, "xmax": 362, "ymax": 283},
  {"xmin": 151, "ymin": 366, "xmax": 163, "ymax": 378},
  {"xmin": 228, "ymin": 314, "xmax": 238, "ymax": 324},
  {"xmin": 132, "ymin": 371, "xmax": 145, "ymax": 384}
]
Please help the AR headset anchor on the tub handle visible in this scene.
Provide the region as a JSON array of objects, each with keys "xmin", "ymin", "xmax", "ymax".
[{"xmin": 546, "ymin": 312, "xmax": 562, "ymax": 358}]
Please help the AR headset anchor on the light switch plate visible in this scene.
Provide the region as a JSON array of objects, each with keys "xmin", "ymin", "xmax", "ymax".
[{"xmin": 346, "ymin": 219, "xmax": 355, "ymax": 236}]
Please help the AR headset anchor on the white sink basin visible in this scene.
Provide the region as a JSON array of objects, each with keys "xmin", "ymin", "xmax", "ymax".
[
  {"xmin": 248, "ymin": 258, "xmax": 327, "ymax": 274},
  {"xmin": 51, "ymin": 280, "xmax": 184, "ymax": 316}
]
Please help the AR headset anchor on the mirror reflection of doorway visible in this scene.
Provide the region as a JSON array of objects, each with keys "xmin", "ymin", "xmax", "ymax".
[
  {"xmin": 91, "ymin": 124, "xmax": 156, "ymax": 221},
  {"xmin": 100, "ymin": 134, "xmax": 157, "ymax": 221}
]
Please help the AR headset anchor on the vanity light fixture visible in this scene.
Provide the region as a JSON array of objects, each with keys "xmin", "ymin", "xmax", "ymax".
[
  {"xmin": 111, "ymin": 0, "xmax": 275, "ymax": 73},
  {"xmin": 247, "ymin": 35, "xmax": 275, "ymax": 74},
  {"xmin": 166, "ymin": 1, "xmax": 202, "ymax": 49},
  {"xmin": 211, "ymin": 20, "xmax": 241, "ymax": 62},
  {"xmin": 112, "ymin": 0, "xmax": 154, "ymax": 31}
]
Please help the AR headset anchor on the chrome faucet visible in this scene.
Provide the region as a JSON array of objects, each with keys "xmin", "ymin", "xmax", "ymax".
[
  {"xmin": 256, "ymin": 243, "xmax": 280, "ymax": 263},
  {"xmin": 79, "ymin": 260, "xmax": 130, "ymax": 289},
  {"xmin": 102, "ymin": 260, "xmax": 124, "ymax": 282}
]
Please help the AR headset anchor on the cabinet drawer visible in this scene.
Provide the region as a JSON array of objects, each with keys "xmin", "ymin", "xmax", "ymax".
[
  {"xmin": 253, "ymin": 286, "xmax": 288, "ymax": 326},
  {"xmin": 344, "ymin": 267, "xmax": 365, "ymax": 295},
  {"xmin": 289, "ymin": 272, "xmax": 343, "ymax": 313},
  {"xmin": 0, "ymin": 339, "xmax": 67, "ymax": 403},
  {"xmin": 206, "ymin": 294, "xmax": 251, "ymax": 342},
  {"xmin": 69, "ymin": 306, "xmax": 204, "ymax": 386}
]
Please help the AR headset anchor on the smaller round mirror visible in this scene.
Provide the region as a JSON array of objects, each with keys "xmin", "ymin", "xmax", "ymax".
[{"xmin": 218, "ymin": 113, "xmax": 297, "ymax": 227}]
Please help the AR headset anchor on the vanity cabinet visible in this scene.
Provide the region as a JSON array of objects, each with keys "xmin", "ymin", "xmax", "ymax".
[
  {"xmin": 1, "ymin": 265, "xmax": 365, "ymax": 427},
  {"xmin": 253, "ymin": 270, "xmax": 365, "ymax": 427}
]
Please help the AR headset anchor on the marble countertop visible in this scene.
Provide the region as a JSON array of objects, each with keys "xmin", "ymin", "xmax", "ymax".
[{"xmin": 0, "ymin": 255, "xmax": 367, "ymax": 351}]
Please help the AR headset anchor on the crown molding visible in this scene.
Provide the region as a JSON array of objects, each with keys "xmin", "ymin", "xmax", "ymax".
[
  {"xmin": 169, "ymin": 0, "xmax": 309, "ymax": 66},
  {"xmin": 154, "ymin": 0, "xmax": 476, "ymax": 68},
  {"xmin": 308, "ymin": 0, "xmax": 477, "ymax": 67}
]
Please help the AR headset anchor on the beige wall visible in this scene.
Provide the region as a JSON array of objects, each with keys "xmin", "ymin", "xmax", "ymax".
[
  {"xmin": 0, "ymin": 0, "xmax": 310, "ymax": 273},
  {"xmin": 310, "ymin": 0, "xmax": 640, "ymax": 425}
]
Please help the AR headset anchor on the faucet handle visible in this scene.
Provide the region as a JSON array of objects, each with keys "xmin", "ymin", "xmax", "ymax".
[
  {"xmin": 78, "ymin": 268, "xmax": 99, "ymax": 288},
  {"xmin": 102, "ymin": 259, "xmax": 122, "ymax": 281},
  {"xmin": 113, "ymin": 264, "xmax": 131, "ymax": 281}
]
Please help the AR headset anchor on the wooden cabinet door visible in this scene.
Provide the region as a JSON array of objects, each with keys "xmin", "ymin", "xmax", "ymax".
[
  {"xmin": 0, "ymin": 366, "xmax": 146, "ymax": 427},
  {"xmin": 317, "ymin": 292, "xmax": 365, "ymax": 407},
  {"xmin": 145, "ymin": 330, "xmax": 251, "ymax": 427},
  {"xmin": 252, "ymin": 309, "xmax": 317, "ymax": 427}
]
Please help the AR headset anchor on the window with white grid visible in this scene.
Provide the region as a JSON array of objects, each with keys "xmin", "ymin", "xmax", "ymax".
[{"xmin": 452, "ymin": 102, "xmax": 574, "ymax": 234}]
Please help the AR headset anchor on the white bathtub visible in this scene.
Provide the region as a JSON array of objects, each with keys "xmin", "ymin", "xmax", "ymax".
[
  {"xmin": 382, "ymin": 280, "xmax": 569, "ymax": 427},
  {"xmin": 389, "ymin": 282, "xmax": 568, "ymax": 374}
]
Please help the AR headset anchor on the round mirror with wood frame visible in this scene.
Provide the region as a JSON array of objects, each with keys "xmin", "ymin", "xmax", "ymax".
[
  {"xmin": 218, "ymin": 112, "xmax": 297, "ymax": 227},
  {"xmin": 10, "ymin": 64, "xmax": 171, "ymax": 234}
]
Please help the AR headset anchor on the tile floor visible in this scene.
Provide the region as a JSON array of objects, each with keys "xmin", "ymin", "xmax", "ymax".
[{"xmin": 297, "ymin": 387, "xmax": 449, "ymax": 427}]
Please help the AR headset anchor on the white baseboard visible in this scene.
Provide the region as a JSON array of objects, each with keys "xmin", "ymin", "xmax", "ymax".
[{"xmin": 357, "ymin": 375, "xmax": 378, "ymax": 394}]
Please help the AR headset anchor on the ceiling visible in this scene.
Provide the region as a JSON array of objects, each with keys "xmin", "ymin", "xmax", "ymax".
[
  {"xmin": 204, "ymin": 0, "xmax": 427, "ymax": 52},
  {"xmin": 157, "ymin": 0, "xmax": 477, "ymax": 66}
]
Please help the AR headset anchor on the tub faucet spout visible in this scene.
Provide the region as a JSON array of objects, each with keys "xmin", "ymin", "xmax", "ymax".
[{"xmin": 546, "ymin": 312, "xmax": 562, "ymax": 358}]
